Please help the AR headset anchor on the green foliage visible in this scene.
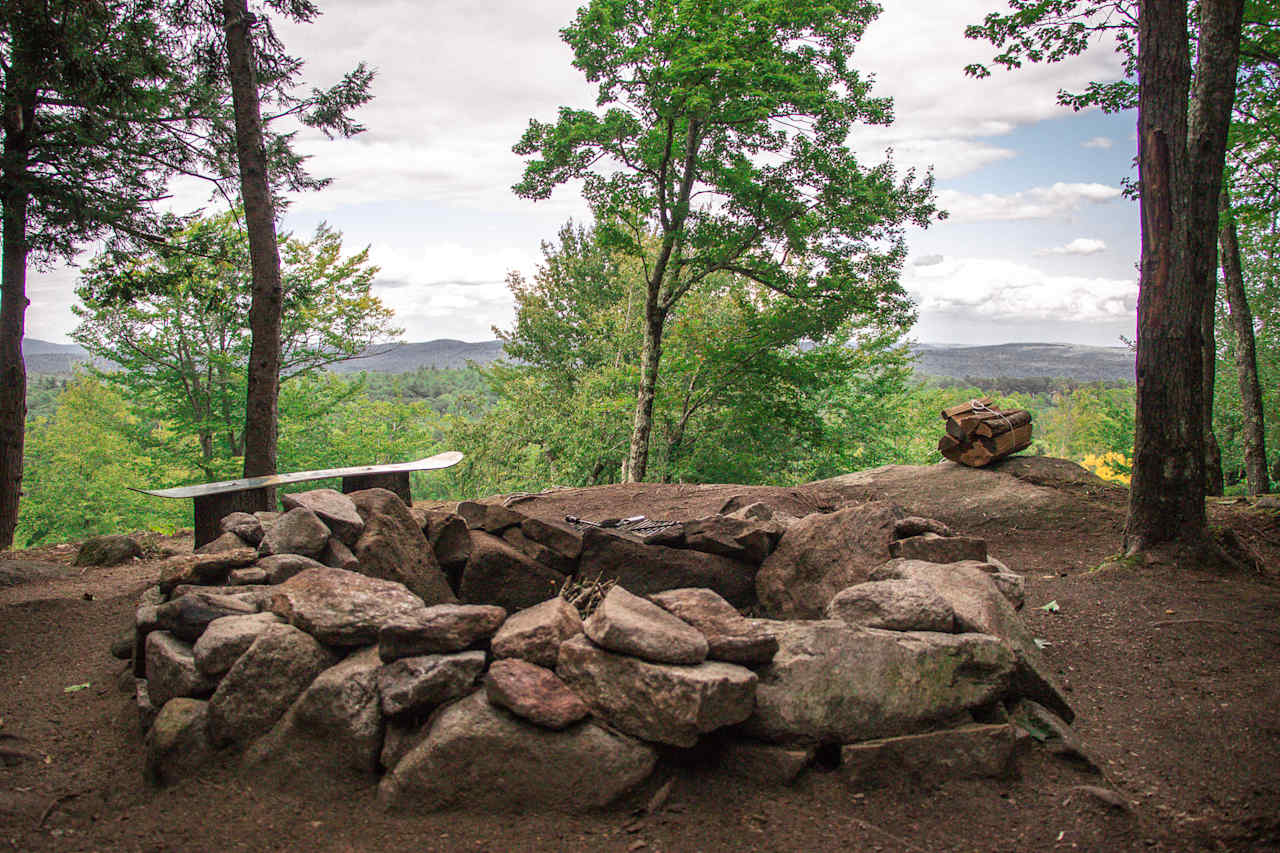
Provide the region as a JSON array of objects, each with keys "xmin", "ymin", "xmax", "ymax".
[
  {"xmin": 71, "ymin": 210, "xmax": 399, "ymax": 478},
  {"xmin": 17, "ymin": 376, "xmax": 193, "ymax": 547},
  {"xmin": 446, "ymin": 222, "xmax": 919, "ymax": 496},
  {"xmin": 515, "ymin": 0, "xmax": 938, "ymax": 477}
]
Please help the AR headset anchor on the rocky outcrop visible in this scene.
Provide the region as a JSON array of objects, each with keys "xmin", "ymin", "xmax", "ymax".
[
  {"xmin": 378, "ymin": 691, "xmax": 656, "ymax": 812},
  {"xmin": 756, "ymin": 501, "xmax": 905, "ymax": 619}
]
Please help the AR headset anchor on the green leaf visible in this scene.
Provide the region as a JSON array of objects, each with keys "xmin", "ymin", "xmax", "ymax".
[
  {"xmin": 63, "ymin": 683, "xmax": 91, "ymax": 694},
  {"xmin": 1039, "ymin": 600, "xmax": 1061, "ymax": 613}
]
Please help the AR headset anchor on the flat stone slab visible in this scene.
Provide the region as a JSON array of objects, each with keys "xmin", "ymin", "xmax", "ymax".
[
  {"xmin": 648, "ymin": 588, "xmax": 778, "ymax": 665},
  {"xmin": 268, "ymin": 568, "xmax": 426, "ymax": 646},
  {"xmin": 825, "ymin": 579, "xmax": 956, "ymax": 633},
  {"xmin": 281, "ymin": 489, "xmax": 364, "ymax": 547},
  {"xmin": 378, "ymin": 605, "xmax": 507, "ymax": 661},
  {"xmin": 839, "ymin": 723, "xmax": 1021, "ymax": 787}
]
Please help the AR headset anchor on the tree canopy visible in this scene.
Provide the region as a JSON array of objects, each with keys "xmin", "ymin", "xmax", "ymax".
[
  {"xmin": 72, "ymin": 210, "xmax": 397, "ymax": 478},
  {"xmin": 514, "ymin": 0, "xmax": 938, "ymax": 481}
]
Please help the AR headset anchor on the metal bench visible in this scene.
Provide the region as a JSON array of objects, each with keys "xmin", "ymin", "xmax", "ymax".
[{"xmin": 134, "ymin": 451, "xmax": 463, "ymax": 547}]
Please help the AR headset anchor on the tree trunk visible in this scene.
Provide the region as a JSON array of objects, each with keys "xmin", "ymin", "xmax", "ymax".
[
  {"xmin": 0, "ymin": 64, "xmax": 35, "ymax": 550},
  {"xmin": 1203, "ymin": 292, "xmax": 1224, "ymax": 495},
  {"xmin": 0, "ymin": 155, "xmax": 30, "ymax": 551},
  {"xmin": 1124, "ymin": 0, "xmax": 1242, "ymax": 555},
  {"xmin": 223, "ymin": 0, "xmax": 283, "ymax": 487},
  {"xmin": 625, "ymin": 305, "xmax": 665, "ymax": 483},
  {"xmin": 1219, "ymin": 191, "xmax": 1270, "ymax": 495}
]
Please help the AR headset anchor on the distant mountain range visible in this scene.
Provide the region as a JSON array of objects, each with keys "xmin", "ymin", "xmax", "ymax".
[{"xmin": 21, "ymin": 337, "xmax": 1135, "ymax": 382}]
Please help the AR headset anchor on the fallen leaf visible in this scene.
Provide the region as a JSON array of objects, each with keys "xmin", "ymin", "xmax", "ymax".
[
  {"xmin": 62, "ymin": 682, "xmax": 91, "ymax": 693},
  {"xmin": 1039, "ymin": 600, "xmax": 1060, "ymax": 613}
]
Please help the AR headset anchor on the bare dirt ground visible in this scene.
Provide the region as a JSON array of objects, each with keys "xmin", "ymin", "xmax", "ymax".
[{"xmin": 2, "ymin": 463, "xmax": 1279, "ymax": 852}]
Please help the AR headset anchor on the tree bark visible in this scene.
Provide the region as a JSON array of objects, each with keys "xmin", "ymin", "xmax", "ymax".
[
  {"xmin": 223, "ymin": 0, "xmax": 283, "ymax": 487},
  {"xmin": 0, "ymin": 49, "xmax": 36, "ymax": 550},
  {"xmin": 1218, "ymin": 190, "xmax": 1270, "ymax": 495},
  {"xmin": 625, "ymin": 306, "xmax": 665, "ymax": 483},
  {"xmin": 1203, "ymin": 292, "xmax": 1224, "ymax": 495},
  {"xmin": 1124, "ymin": 0, "xmax": 1243, "ymax": 555}
]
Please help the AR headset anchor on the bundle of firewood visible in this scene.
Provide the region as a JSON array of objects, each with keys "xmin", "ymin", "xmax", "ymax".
[{"xmin": 938, "ymin": 398, "xmax": 1033, "ymax": 467}]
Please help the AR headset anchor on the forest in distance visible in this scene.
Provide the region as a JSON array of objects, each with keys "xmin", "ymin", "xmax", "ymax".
[{"xmin": 12, "ymin": 345, "xmax": 1248, "ymax": 550}]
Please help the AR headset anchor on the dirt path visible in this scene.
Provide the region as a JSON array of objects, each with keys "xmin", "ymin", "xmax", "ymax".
[{"xmin": 2, "ymin": 478, "xmax": 1278, "ymax": 852}]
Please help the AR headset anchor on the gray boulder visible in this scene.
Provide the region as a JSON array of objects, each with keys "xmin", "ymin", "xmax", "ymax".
[
  {"xmin": 648, "ymin": 588, "xmax": 778, "ymax": 665},
  {"xmin": 206, "ymin": 624, "xmax": 338, "ymax": 747},
  {"xmin": 220, "ymin": 512, "xmax": 264, "ymax": 545},
  {"xmin": 244, "ymin": 647, "xmax": 385, "ymax": 783},
  {"xmin": 267, "ymin": 567, "xmax": 426, "ymax": 646},
  {"xmin": 557, "ymin": 635, "xmax": 757, "ymax": 748},
  {"xmin": 741, "ymin": 620, "xmax": 1014, "ymax": 745},
  {"xmin": 889, "ymin": 533, "xmax": 988, "ymax": 564},
  {"xmin": 228, "ymin": 567, "xmax": 268, "ymax": 585},
  {"xmin": 825, "ymin": 579, "xmax": 956, "ymax": 632},
  {"xmin": 378, "ymin": 604, "xmax": 507, "ymax": 661},
  {"xmin": 460, "ymin": 532, "xmax": 566, "ymax": 613},
  {"xmin": 195, "ymin": 532, "xmax": 254, "ymax": 555},
  {"xmin": 491, "ymin": 596, "xmax": 584, "ymax": 668},
  {"xmin": 258, "ymin": 506, "xmax": 331, "ymax": 559},
  {"xmin": 485, "ymin": 658, "xmax": 589, "ymax": 730},
  {"xmin": 145, "ymin": 631, "xmax": 218, "ymax": 707},
  {"xmin": 144, "ymin": 698, "xmax": 214, "ymax": 786},
  {"xmin": 378, "ymin": 691, "xmax": 656, "ymax": 812},
  {"xmin": 682, "ymin": 515, "xmax": 780, "ymax": 564},
  {"xmin": 155, "ymin": 591, "xmax": 258, "ymax": 643},
  {"xmin": 74, "ymin": 534, "xmax": 142, "ymax": 567},
  {"xmin": 583, "ymin": 586, "xmax": 708, "ymax": 665},
  {"xmin": 376, "ymin": 650, "xmax": 486, "ymax": 717},
  {"xmin": 281, "ymin": 488, "xmax": 364, "ymax": 547},
  {"xmin": 869, "ymin": 559, "xmax": 1073, "ymax": 722},
  {"xmin": 256, "ymin": 554, "xmax": 325, "ymax": 584},
  {"xmin": 756, "ymin": 501, "xmax": 905, "ymax": 619},
  {"xmin": 839, "ymin": 723, "xmax": 1021, "ymax": 787},
  {"xmin": 349, "ymin": 488, "xmax": 456, "ymax": 605},
  {"xmin": 192, "ymin": 612, "xmax": 284, "ymax": 676}
]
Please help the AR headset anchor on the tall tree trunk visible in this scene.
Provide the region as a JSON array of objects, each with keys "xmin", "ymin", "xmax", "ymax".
[
  {"xmin": 1203, "ymin": 292, "xmax": 1224, "ymax": 495},
  {"xmin": 0, "ymin": 64, "xmax": 35, "ymax": 550},
  {"xmin": 1219, "ymin": 190, "xmax": 1270, "ymax": 495},
  {"xmin": 0, "ymin": 161, "xmax": 30, "ymax": 551},
  {"xmin": 223, "ymin": 0, "xmax": 283, "ymax": 486},
  {"xmin": 625, "ymin": 305, "xmax": 665, "ymax": 483},
  {"xmin": 1124, "ymin": 0, "xmax": 1243, "ymax": 555}
]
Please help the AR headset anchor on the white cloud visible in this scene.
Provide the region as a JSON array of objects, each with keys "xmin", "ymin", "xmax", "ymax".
[
  {"xmin": 904, "ymin": 256, "xmax": 1137, "ymax": 322},
  {"xmin": 938, "ymin": 182, "xmax": 1123, "ymax": 222},
  {"xmin": 1082, "ymin": 136, "xmax": 1114, "ymax": 149},
  {"xmin": 1036, "ymin": 237, "xmax": 1108, "ymax": 256}
]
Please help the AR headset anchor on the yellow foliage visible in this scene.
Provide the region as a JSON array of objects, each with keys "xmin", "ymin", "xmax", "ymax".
[{"xmin": 1080, "ymin": 451, "xmax": 1131, "ymax": 485}]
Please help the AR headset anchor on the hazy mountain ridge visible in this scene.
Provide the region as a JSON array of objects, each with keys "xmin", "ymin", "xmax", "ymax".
[{"xmin": 22, "ymin": 338, "xmax": 1135, "ymax": 381}]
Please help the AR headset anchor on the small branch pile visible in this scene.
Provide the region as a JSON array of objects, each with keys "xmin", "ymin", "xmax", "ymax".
[{"xmin": 938, "ymin": 398, "xmax": 1033, "ymax": 467}]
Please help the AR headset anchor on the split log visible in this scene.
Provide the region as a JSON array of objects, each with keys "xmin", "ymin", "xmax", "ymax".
[
  {"xmin": 941, "ymin": 398, "xmax": 992, "ymax": 419},
  {"xmin": 973, "ymin": 409, "xmax": 1032, "ymax": 439}
]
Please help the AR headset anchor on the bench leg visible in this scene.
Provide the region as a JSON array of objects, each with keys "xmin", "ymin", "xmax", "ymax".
[
  {"xmin": 341, "ymin": 472, "xmax": 412, "ymax": 505},
  {"xmin": 193, "ymin": 487, "xmax": 272, "ymax": 549}
]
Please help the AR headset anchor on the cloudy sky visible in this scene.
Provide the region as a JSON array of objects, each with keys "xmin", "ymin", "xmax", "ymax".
[{"xmin": 27, "ymin": 0, "xmax": 1138, "ymax": 347}]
